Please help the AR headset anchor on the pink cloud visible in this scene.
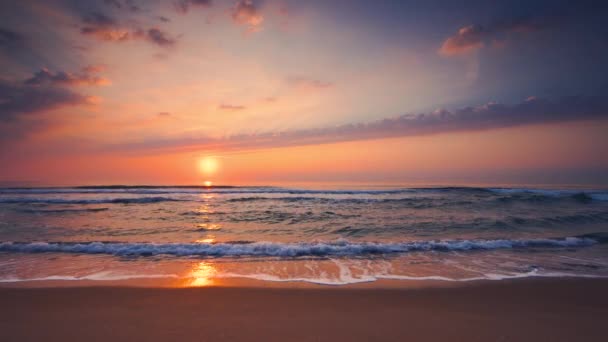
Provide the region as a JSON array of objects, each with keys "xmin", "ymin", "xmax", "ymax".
[
  {"xmin": 439, "ymin": 25, "xmax": 485, "ymax": 56},
  {"xmin": 231, "ymin": 0, "xmax": 264, "ymax": 33},
  {"xmin": 439, "ymin": 19, "xmax": 544, "ymax": 57}
]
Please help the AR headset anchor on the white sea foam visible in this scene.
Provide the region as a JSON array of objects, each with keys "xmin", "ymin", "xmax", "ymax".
[
  {"xmin": 210, "ymin": 269, "xmax": 608, "ymax": 285},
  {"xmin": 0, "ymin": 272, "xmax": 180, "ymax": 283}
]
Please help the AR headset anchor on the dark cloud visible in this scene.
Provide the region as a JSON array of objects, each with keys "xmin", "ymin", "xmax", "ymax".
[
  {"xmin": 24, "ymin": 67, "xmax": 110, "ymax": 87},
  {"xmin": 231, "ymin": 0, "xmax": 264, "ymax": 32},
  {"xmin": 158, "ymin": 16, "xmax": 171, "ymax": 23},
  {"xmin": 146, "ymin": 28, "xmax": 176, "ymax": 47},
  {"xmin": 79, "ymin": 11, "xmax": 177, "ymax": 48},
  {"xmin": 103, "ymin": 0, "xmax": 141, "ymax": 12},
  {"xmin": 174, "ymin": 0, "xmax": 213, "ymax": 14},
  {"xmin": 0, "ymin": 66, "xmax": 105, "ymax": 141},
  {"xmin": 80, "ymin": 11, "xmax": 132, "ymax": 42},
  {"xmin": 218, "ymin": 104, "xmax": 245, "ymax": 111},
  {"xmin": 0, "ymin": 27, "xmax": 40, "ymax": 65},
  {"xmin": 1, "ymin": 67, "xmax": 106, "ymax": 115},
  {"xmin": 0, "ymin": 79, "xmax": 89, "ymax": 124},
  {"xmin": 82, "ymin": 11, "xmax": 116, "ymax": 27},
  {"xmin": 108, "ymin": 94, "xmax": 608, "ymax": 153},
  {"xmin": 0, "ymin": 28, "xmax": 23, "ymax": 47}
]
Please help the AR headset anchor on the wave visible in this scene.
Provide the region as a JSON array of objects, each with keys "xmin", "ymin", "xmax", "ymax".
[
  {"xmin": 0, "ymin": 236, "xmax": 600, "ymax": 258},
  {"xmin": 0, "ymin": 196, "xmax": 184, "ymax": 205},
  {"xmin": 1, "ymin": 186, "xmax": 606, "ymax": 201},
  {"xmin": 226, "ymin": 196, "xmax": 437, "ymax": 204},
  {"xmin": 490, "ymin": 188, "xmax": 608, "ymax": 201},
  {"xmin": 0, "ymin": 188, "xmax": 418, "ymax": 195},
  {"xmin": 16, "ymin": 207, "xmax": 109, "ymax": 214}
]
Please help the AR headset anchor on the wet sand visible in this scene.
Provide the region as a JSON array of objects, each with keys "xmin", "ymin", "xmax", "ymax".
[{"xmin": 1, "ymin": 278, "xmax": 607, "ymax": 341}]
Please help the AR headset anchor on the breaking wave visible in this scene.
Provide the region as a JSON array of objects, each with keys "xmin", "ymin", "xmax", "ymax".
[
  {"xmin": 0, "ymin": 196, "xmax": 184, "ymax": 205},
  {"xmin": 0, "ymin": 236, "xmax": 599, "ymax": 258}
]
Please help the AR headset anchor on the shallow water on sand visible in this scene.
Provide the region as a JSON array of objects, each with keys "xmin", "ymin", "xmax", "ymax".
[{"xmin": 1, "ymin": 185, "xmax": 607, "ymax": 286}]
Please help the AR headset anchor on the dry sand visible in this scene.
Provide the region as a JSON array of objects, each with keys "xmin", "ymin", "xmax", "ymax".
[{"xmin": 1, "ymin": 278, "xmax": 607, "ymax": 341}]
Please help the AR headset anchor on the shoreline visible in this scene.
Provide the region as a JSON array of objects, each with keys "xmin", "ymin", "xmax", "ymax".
[
  {"xmin": 1, "ymin": 277, "xmax": 607, "ymax": 341},
  {"xmin": 3, "ymin": 273, "xmax": 608, "ymax": 289}
]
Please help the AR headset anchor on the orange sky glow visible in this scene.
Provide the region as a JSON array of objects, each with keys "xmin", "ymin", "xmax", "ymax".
[{"xmin": 1, "ymin": 1, "xmax": 607, "ymax": 186}]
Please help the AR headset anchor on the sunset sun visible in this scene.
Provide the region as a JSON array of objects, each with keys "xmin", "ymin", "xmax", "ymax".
[{"xmin": 197, "ymin": 156, "xmax": 219, "ymax": 176}]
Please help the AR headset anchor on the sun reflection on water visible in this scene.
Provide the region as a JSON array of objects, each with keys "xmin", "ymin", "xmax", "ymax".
[
  {"xmin": 188, "ymin": 261, "xmax": 217, "ymax": 287},
  {"xmin": 201, "ymin": 194, "xmax": 215, "ymax": 200},
  {"xmin": 196, "ymin": 223, "xmax": 222, "ymax": 230}
]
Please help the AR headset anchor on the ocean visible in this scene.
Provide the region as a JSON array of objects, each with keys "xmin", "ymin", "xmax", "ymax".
[{"xmin": 1, "ymin": 185, "xmax": 607, "ymax": 286}]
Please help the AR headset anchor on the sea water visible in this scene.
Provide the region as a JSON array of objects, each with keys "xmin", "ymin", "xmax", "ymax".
[{"xmin": 0, "ymin": 185, "xmax": 607, "ymax": 286}]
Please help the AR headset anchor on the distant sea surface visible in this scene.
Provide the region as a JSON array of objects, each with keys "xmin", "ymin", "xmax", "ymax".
[{"xmin": 1, "ymin": 185, "xmax": 607, "ymax": 286}]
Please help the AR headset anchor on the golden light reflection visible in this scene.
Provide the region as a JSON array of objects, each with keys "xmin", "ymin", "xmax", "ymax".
[
  {"xmin": 188, "ymin": 261, "xmax": 217, "ymax": 287},
  {"xmin": 201, "ymin": 194, "xmax": 215, "ymax": 200},
  {"xmin": 196, "ymin": 223, "xmax": 222, "ymax": 230},
  {"xmin": 195, "ymin": 237, "xmax": 215, "ymax": 244}
]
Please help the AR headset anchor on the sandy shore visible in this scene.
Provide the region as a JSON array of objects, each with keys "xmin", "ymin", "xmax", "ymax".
[{"xmin": 1, "ymin": 278, "xmax": 607, "ymax": 341}]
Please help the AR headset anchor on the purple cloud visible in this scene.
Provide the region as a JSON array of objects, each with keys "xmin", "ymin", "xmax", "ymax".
[
  {"xmin": 105, "ymin": 95, "xmax": 608, "ymax": 153},
  {"xmin": 24, "ymin": 67, "xmax": 111, "ymax": 87},
  {"xmin": 174, "ymin": 0, "xmax": 213, "ymax": 14},
  {"xmin": 79, "ymin": 12, "xmax": 177, "ymax": 48}
]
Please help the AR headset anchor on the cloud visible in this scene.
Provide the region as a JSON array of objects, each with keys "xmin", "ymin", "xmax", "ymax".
[
  {"xmin": 174, "ymin": 0, "xmax": 213, "ymax": 14},
  {"xmin": 232, "ymin": 0, "xmax": 264, "ymax": 33},
  {"xmin": 0, "ymin": 80, "xmax": 92, "ymax": 142},
  {"xmin": 287, "ymin": 76, "xmax": 333, "ymax": 90},
  {"xmin": 82, "ymin": 64, "xmax": 107, "ymax": 73},
  {"xmin": 439, "ymin": 19, "xmax": 544, "ymax": 56},
  {"xmin": 0, "ymin": 67, "xmax": 105, "ymax": 141},
  {"xmin": 0, "ymin": 28, "xmax": 23, "ymax": 47},
  {"xmin": 439, "ymin": 25, "xmax": 486, "ymax": 56},
  {"xmin": 80, "ymin": 12, "xmax": 132, "ymax": 42},
  {"xmin": 79, "ymin": 12, "xmax": 177, "ymax": 47},
  {"xmin": 218, "ymin": 104, "xmax": 245, "ymax": 111},
  {"xmin": 0, "ymin": 28, "xmax": 39, "ymax": 63},
  {"xmin": 158, "ymin": 111, "xmax": 171, "ymax": 116},
  {"xmin": 24, "ymin": 67, "xmax": 111, "ymax": 87},
  {"xmin": 0, "ymin": 80, "xmax": 89, "ymax": 122},
  {"xmin": 103, "ymin": 0, "xmax": 141, "ymax": 12},
  {"xmin": 107, "ymin": 94, "xmax": 608, "ymax": 153},
  {"xmin": 146, "ymin": 28, "xmax": 177, "ymax": 47}
]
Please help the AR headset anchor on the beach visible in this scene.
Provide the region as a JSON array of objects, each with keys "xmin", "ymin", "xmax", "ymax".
[{"xmin": 2, "ymin": 278, "xmax": 607, "ymax": 341}]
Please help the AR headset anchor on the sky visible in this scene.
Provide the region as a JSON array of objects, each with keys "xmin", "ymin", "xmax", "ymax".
[{"xmin": 0, "ymin": 0, "xmax": 607, "ymax": 186}]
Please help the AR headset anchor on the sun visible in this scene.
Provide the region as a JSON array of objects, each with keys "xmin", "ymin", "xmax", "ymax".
[
  {"xmin": 204, "ymin": 180, "xmax": 213, "ymax": 187},
  {"xmin": 198, "ymin": 156, "xmax": 219, "ymax": 175}
]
